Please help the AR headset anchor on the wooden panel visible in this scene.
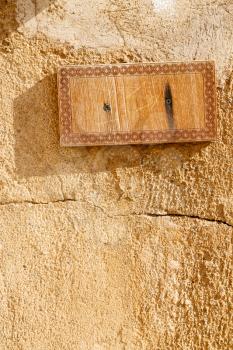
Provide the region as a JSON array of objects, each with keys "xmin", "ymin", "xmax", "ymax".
[{"xmin": 58, "ymin": 61, "xmax": 217, "ymax": 146}]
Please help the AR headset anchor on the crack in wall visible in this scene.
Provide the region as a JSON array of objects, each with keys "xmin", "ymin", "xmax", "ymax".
[
  {"xmin": 0, "ymin": 198, "xmax": 232, "ymax": 228},
  {"xmin": 142, "ymin": 212, "xmax": 233, "ymax": 228}
]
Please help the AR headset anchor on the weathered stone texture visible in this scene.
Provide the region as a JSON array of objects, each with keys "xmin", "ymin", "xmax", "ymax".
[
  {"xmin": 0, "ymin": 203, "xmax": 232, "ymax": 349},
  {"xmin": 0, "ymin": 1, "xmax": 232, "ymax": 349}
]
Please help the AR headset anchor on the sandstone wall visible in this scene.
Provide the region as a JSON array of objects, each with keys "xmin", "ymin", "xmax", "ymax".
[{"xmin": 0, "ymin": 1, "xmax": 232, "ymax": 349}]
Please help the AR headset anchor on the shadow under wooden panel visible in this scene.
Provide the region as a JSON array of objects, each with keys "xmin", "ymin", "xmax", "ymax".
[
  {"xmin": 0, "ymin": 0, "xmax": 17, "ymax": 41},
  {"xmin": 13, "ymin": 74, "xmax": 210, "ymax": 178}
]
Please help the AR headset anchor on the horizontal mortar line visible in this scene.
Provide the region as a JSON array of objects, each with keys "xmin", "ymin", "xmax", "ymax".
[{"xmin": 0, "ymin": 199, "xmax": 231, "ymax": 228}]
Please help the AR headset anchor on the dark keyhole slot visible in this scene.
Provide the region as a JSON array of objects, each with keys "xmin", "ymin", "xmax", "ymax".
[{"xmin": 164, "ymin": 83, "xmax": 175, "ymax": 129}]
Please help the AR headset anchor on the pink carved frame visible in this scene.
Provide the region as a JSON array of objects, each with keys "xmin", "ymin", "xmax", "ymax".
[{"xmin": 58, "ymin": 61, "xmax": 217, "ymax": 146}]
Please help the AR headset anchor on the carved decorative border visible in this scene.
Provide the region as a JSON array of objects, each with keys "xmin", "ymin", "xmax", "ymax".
[{"xmin": 58, "ymin": 61, "xmax": 217, "ymax": 146}]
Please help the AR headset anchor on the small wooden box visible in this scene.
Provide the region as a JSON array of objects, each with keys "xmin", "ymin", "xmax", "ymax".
[{"xmin": 58, "ymin": 61, "xmax": 217, "ymax": 146}]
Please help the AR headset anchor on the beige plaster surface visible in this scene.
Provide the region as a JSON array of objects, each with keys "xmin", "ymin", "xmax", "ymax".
[
  {"xmin": 0, "ymin": 0, "xmax": 232, "ymax": 349},
  {"xmin": 0, "ymin": 203, "xmax": 232, "ymax": 349}
]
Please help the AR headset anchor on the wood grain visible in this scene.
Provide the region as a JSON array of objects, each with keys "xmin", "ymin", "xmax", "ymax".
[{"xmin": 58, "ymin": 62, "xmax": 216, "ymax": 146}]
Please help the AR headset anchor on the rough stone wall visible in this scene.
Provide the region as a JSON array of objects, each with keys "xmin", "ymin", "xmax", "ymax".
[{"xmin": 0, "ymin": 1, "xmax": 232, "ymax": 349}]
